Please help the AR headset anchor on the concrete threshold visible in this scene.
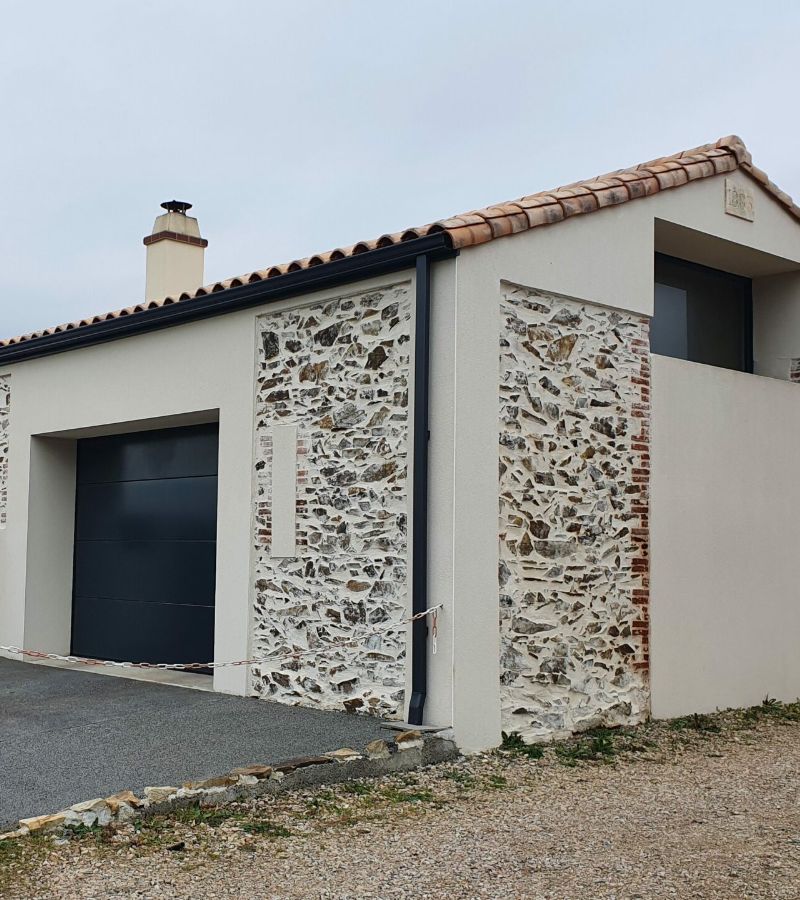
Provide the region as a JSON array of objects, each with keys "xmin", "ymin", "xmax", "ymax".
[{"xmin": 25, "ymin": 656, "xmax": 214, "ymax": 692}]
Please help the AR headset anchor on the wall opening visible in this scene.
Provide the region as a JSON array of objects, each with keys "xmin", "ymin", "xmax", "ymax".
[
  {"xmin": 651, "ymin": 253, "xmax": 753, "ymax": 373},
  {"xmin": 22, "ymin": 409, "xmax": 220, "ymax": 664},
  {"xmin": 71, "ymin": 423, "xmax": 219, "ymax": 666}
]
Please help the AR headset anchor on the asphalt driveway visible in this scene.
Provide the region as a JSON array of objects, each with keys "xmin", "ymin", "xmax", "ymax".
[{"xmin": 0, "ymin": 658, "xmax": 388, "ymax": 829}]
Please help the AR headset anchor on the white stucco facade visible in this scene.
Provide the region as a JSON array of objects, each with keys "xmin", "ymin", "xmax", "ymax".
[{"xmin": 2, "ymin": 158, "xmax": 800, "ymax": 752}]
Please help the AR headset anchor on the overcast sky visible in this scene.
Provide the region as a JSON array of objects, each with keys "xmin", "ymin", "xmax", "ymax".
[{"xmin": 1, "ymin": 1, "xmax": 798, "ymax": 339}]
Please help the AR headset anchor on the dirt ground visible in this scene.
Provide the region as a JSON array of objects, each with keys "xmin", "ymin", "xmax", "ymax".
[{"xmin": 3, "ymin": 702, "xmax": 799, "ymax": 899}]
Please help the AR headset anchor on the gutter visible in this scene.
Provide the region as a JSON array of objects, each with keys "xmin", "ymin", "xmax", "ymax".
[
  {"xmin": 0, "ymin": 232, "xmax": 456, "ymax": 726},
  {"xmin": 0, "ymin": 233, "xmax": 455, "ymax": 365}
]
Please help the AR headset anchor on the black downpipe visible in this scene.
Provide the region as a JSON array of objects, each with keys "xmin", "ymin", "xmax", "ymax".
[{"xmin": 408, "ymin": 253, "xmax": 431, "ymax": 726}]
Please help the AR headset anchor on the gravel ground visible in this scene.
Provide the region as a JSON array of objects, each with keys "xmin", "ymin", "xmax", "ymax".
[{"xmin": 3, "ymin": 705, "xmax": 799, "ymax": 899}]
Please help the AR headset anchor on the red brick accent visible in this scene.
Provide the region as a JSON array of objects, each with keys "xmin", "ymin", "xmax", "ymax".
[{"xmin": 630, "ymin": 318, "xmax": 651, "ymax": 680}]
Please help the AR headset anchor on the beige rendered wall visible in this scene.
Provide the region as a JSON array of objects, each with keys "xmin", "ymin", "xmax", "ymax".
[
  {"xmin": 753, "ymin": 271, "xmax": 800, "ymax": 380},
  {"xmin": 650, "ymin": 354, "xmax": 800, "ymax": 717},
  {"xmin": 0, "ymin": 309, "xmax": 257, "ymax": 697},
  {"xmin": 0, "ymin": 269, "xmax": 459, "ymax": 735}
]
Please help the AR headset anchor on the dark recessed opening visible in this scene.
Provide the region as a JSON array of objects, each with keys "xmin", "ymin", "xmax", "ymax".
[
  {"xmin": 651, "ymin": 253, "xmax": 753, "ymax": 373},
  {"xmin": 71, "ymin": 422, "xmax": 219, "ymax": 667}
]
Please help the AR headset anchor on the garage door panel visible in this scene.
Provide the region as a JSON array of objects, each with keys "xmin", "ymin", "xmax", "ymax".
[
  {"xmin": 72, "ymin": 596, "xmax": 214, "ymax": 665},
  {"xmin": 73, "ymin": 541, "xmax": 216, "ymax": 607},
  {"xmin": 75, "ymin": 477, "xmax": 218, "ymax": 542},
  {"xmin": 72, "ymin": 424, "xmax": 218, "ymax": 665},
  {"xmin": 78, "ymin": 424, "xmax": 219, "ymax": 484}
]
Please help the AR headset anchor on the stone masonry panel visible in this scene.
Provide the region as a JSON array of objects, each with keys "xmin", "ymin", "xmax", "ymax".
[
  {"xmin": 253, "ymin": 283, "xmax": 412, "ymax": 717},
  {"xmin": 499, "ymin": 283, "xmax": 650, "ymax": 740},
  {"xmin": 0, "ymin": 376, "xmax": 9, "ymax": 527}
]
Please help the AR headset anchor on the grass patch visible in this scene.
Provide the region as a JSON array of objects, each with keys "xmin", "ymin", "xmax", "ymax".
[
  {"xmin": 742, "ymin": 697, "xmax": 800, "ymax": 725},
  {"xmin": 129, "ymin": 816, "xmax": 176, "ymax": 850},
  {"xmin": 486, "ymin": 774, "xmax": 508, "ymax": 790},
  {"xmin": 380, "ymin": 786, "xmax": 435, "ymax": 804},
  {"xmin": 0, "ymin": 834, "xmax": 48, "ymax": 895},
  {"xmin": 172, "ymin": 805, "xmax": 244, "ymax": 828},
  {"xmin": 555, "ymin": 729, "xmax": 617, "ymax": 766},
  {"xmin": 341, "ymin": 781, "xmax": 374, "ymax": 796},
  {"xmin": 304, "ymin": 790, "xmax": 343, "ymax": 817},
  {"xmin": 443, "ymin": 767, "xmax": 477, "ymax": 789},
  {"xmin": 397, "ymin": 774, "xmax": 421, "ymax": 787},
  {"xmin": 240, "ymin": 821, "xmax": 290, "ymax": 839},
  {"xmin": 62, "ymin": 823, "xmax": 109, "ymax": 841},
  {"xmin": 611, "ymin": 729, "xmax": 656, "ymax": 754},
  {"xmin": 668, "ymin": 713, "xmax": 721, "ymax": 733},
  {"xmin": 501, "ymin": 731, "xmax": 545, "ymax": 760}
]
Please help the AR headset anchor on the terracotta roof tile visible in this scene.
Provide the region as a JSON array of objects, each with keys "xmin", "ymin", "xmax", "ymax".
[{"xmin": 2, "ymin": 135, "xmax": 797, "ymax": 350}]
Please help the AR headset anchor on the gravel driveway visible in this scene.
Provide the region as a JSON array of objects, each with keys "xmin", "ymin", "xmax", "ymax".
[{"xmin": 3, "ymin": 704, "xmax": 800, "ymax": 899}]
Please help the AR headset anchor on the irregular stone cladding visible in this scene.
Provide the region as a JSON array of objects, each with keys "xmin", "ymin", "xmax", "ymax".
[
  {"xmin": 499, "ymin": 284, "xmax": 650, "ymax": 741},
  {"xmin": 0, "ymin": 376, "xmax": 9, "ymax": 527},
  {"xmin": 253, "ymin": 282, "xmax": 412, "ymax": 717}
]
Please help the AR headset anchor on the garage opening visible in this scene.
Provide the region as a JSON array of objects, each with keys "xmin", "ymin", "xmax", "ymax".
[{"xmin": 70, "ymin": 422, "xmax": 219, "ymax": 666}]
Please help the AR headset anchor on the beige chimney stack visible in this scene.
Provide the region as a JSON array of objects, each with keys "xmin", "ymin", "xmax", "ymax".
[{"xmin": 143, "ymin": 200, "xmax": 207, "ymax": 302}]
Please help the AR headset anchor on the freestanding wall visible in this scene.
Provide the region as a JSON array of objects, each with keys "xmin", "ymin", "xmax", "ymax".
[{"xmin": 650, "ymin": 354, "xmax": 800, "ymax": 717}]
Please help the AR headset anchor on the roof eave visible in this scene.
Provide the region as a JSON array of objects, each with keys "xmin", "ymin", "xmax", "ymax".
[{"xmin": 0, "ymin": 233, "xmax": 456, "ymax": 366}]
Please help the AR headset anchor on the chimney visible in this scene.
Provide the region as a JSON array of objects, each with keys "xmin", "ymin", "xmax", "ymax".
[{"xmin": 143, "ymin": 200, "xmax": 207, "ymax": 301}]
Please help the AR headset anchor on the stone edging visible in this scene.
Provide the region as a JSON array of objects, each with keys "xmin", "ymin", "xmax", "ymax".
[{"xmin": 0, "ymin": 731, "xmax": 458, "ymax": 841}]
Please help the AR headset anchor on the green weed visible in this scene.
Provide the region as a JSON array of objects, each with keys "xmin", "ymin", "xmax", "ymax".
[
  {"xmin": 380, "ymin": 786, "xmax": 435, "ymax": 804},
  {"xmin": 443, "ymin": 767, "xmax": 477, "ymax": 788},
  {"xmin": 668, "ymin": 713, "xmax": 720, "ymax": 733},
  {"xmin": 173, "ymin": 805, "xmax": 243, "ymax": 828},
  {"xmin": 742, "ymin": 697, "xmax": 800, "ymax": 725},
  {"xmin": 555, "ymin": 729, "xmax": 617, "ymax": 766},
  {"xmin": 240, "ymin": 821, "xmax": 290, "ymax": 839},
  {"xmin": 501, "ymin": 731, "xmax": 545, "ymax": 760},
  {"xmin": 486, "ymin": 774, "xmax": 508, "ymax": 789},
  {"xmin": 341, "ymin": 782, "xmax": 374, "ymax": 796},
  {"xmin": 0, "ymin": 834, "xmax": 47, "ymax": 895}
]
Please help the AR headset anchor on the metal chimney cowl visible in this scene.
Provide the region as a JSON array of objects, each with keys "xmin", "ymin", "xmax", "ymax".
[{"xmin": 143, "ymin": 200, "xmax": 208, "ymax": 302}]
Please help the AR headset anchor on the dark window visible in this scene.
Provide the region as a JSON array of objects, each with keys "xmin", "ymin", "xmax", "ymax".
[{"xmin": 651, "ymin": 254, "xmax": 752, "ymax": 372}]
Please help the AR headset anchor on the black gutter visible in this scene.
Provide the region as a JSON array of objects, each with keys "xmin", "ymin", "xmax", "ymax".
[
  {"xmin": 408, "ymin": 253, "xmax": 432, "ymax": 726},
  {"xmin": 0, "ymin": 233, "xmax": 455, "ymax": 365}
]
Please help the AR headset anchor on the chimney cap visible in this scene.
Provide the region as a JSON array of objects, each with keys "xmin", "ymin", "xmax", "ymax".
[{"xmin": 160, "ymin": 200, "xmax": 193, "ymax": 214}]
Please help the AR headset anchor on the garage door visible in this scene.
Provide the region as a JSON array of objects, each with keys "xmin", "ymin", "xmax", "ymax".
[{"xmin": 71, "ymin": 423, "xmax": 218, "ymax": 665}]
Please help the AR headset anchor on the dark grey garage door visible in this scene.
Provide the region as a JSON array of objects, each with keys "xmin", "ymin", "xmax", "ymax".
[{"xmin": 71, "ymin": 423, "xmax": 218, "ymax": 665}]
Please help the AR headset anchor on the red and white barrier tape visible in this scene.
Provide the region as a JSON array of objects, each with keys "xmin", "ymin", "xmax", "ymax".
[{"xmin": 0, "ymin": 604, "xmax": 443, "ymax": 672}]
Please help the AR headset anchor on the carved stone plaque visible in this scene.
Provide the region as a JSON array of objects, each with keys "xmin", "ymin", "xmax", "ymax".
[{"xmin": 725, "ymin": 178, "xmax": 755, "ymax": 221}]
